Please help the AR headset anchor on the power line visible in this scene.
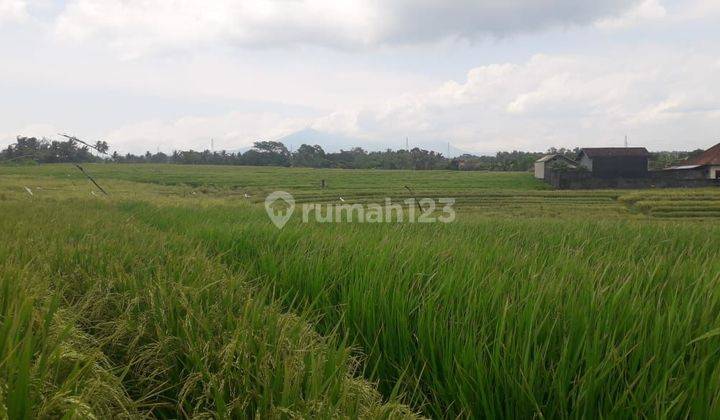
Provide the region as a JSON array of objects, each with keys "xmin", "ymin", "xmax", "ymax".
[{"xmin": 58, "ymin": 133, "xmax": 110, "ymax": 156}]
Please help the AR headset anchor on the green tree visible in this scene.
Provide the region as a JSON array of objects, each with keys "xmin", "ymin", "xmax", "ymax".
[
  {"xmin": 243, "ymin": 141, "xmax": 291, "ymax": 166},
  {"xmin": 293, "ymin": 144, "xmax": 329, "ymax": 167}
]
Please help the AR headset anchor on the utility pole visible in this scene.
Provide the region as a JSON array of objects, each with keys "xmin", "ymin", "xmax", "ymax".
[
  {"xmin": 405, "ymin": 137, "xmax": 409, "ymax": 151},
  {"xmin": 211, "ymin": 138, "xmax": 214, "ymax": 153},
  {"xmin": 624, "ymin": 135, "xmax": 628, "ymax": 148}
]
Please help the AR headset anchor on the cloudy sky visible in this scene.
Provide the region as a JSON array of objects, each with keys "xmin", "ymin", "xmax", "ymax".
[{"xmin": 1, "ymin": 0, "xmax": 718, "ymax": 154}]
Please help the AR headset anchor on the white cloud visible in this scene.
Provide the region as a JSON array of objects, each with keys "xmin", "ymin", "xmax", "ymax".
[
  {"xmin": 104, "ymin": 111, "xmax": 309, "ymax": 153},
  {"xmin": 679, "ymin": 0, "xmax": 720, "ymax": 20},
  {"xmin": 3, "ymin": 0, "xmax": 719, "ymax": 155},
  {"xmin": 311, "ymin": 111, "xmax": 359, "ymax": 135},
  {"xmin": 53, "ymin": 0, "xmax": 641, "ymax": 57},
  {"xmin": 0, "ymin": 0, "xmax": 28, "ymax": 23},
  {"xmin": 313, "ymin": 50, "xmax": 720, "ymax": 152},
  {"xmin": 6, "ymin": 48, "xmax": 719, "ymax": 154},
  {"xmin": 0, "ymin": 122, "xmax": 59, "ymax": 148},
  {"xmin": 54, "ymin": 0, "xmax": 378, "ymax": 58},
  {"xmin": 13, "ymin": 122, "xmax": 58, "ymax": 139},
  {"xmin": 595, "ymin": 0, "xmax": 666, "ymax": 29}
]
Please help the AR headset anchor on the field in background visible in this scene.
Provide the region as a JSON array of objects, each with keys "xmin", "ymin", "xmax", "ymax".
[
  {"xmin": 2, "ymin": 163, "xmax": 720, "ymax": 418},
  {"xmin": 6, "ymin": 163, "xmax": 720, "ymax": 219}
]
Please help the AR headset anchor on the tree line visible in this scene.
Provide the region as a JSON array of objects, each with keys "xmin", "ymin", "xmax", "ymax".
[
  {"xmin": 0, "ymin": 136, "xmax": 109, "ymax": 163},
  {"xmin": 0, "ymin": 136, "xmax": 702, "ymax": 171}
]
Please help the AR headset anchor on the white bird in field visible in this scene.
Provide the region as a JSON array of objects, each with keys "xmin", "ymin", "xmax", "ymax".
[
  {"xmin": 339, "ymin": 197, "xmax": 345, "ymax": 202},
  {"xmin": 91, "ymin": 190, "xmax": 97, "ymax": 197},
  {"xmin": 24, "ymin": 186, "xmax": 33, "ymax": 196},
  {"xmin": 244, "ymin": 193, "xmax": 251, "ymax": 198}
]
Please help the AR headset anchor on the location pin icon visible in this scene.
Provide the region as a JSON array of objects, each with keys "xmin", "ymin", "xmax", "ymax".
[{"xmin": 265, "ymin": 191, "xmax": 295, "ymax": 229}]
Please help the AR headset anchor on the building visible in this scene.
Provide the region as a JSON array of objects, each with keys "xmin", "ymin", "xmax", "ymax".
[
  {"xmin": 534, "ymin": 154, "xmax": 578, "ymax": 179},
  {"xmin": 577, "ymin": 147, "xmax": 650, "ymax": 178},
  {"xmin": 666, "ymin": 143, "xmax": 720, "ymax": 179},
  {"xmin": 537, "ymin": 145, "xmax": 719, "ymax": 189}
]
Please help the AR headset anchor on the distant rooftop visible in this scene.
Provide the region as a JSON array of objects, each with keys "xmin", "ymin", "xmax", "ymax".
[
  {"xmin": 579, "ymin": 147, "xmax": 650, "ymax": 158},
  {"xmin": 536, "ymin": 154, "xmax": 577, "ymax": 163},
  {"xmin": 686, "ymin": 143, "xmax": 720, "ymax": 166},
  {"xmin": 665, "ymin": 165, "xmax": 702, "ymax": 170}
]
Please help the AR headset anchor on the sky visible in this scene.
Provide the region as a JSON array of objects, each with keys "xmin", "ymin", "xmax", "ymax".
[{"xmin": 0, "ymin": 0, "xmax": 718, "ymax": 155}]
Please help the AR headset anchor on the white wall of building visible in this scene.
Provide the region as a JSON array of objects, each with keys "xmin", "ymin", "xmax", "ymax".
[
  {"xmin": 708, "ymin": 166, "xmax": 720, "ymax": 179},
  {"xmin": 579, "ymin": 155, "xmax": 593, "ymax": 171}
]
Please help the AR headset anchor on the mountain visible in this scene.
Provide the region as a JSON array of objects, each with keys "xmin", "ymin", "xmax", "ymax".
[{"xmin": 276, "ymin": 128, "xmax": 473, "ymax": 157}]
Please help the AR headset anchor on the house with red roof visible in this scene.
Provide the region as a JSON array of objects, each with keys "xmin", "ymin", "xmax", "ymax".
[{"xmin": 666, "ymin": 143, "xmax": 720, "ymax": 179}]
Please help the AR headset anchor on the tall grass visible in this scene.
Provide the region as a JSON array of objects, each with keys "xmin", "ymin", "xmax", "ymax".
[
  {"xmin": 124, "ymin": 202, "xmax": 720, "ymax": 418},
  {"xmin": 0, "ymin": 218, "xmax": 138, "ymax": 418},
  {"xmin": 0, "ymin": 162, "xmax": 548, "ymax": 193},
  {"xmin": 3, "ymin": 164, "xmax": 720, "ymax": 418},
  {"xmin": 0, "ymin": 199, "xmax": 416, "ymax": 418}
]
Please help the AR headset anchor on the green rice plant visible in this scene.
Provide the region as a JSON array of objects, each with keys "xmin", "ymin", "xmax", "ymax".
[
  {"xmin": 122, "ymin": 201, "xmax": 720, "ymax": 418},
  {"xmin": 0, "ymin": 198, "xmax": 417, "ymax": 418},
  {"xmin": 4, "ymin": 164, "xmax": 720, "ymax": 418},
  {"xmin": 0, "ymin": 256, "xmax": 138, "ymax": 418}
]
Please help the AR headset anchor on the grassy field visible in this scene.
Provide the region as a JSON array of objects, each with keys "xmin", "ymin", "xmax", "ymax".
[{"xmin": 2, "ymin": 163, "xmax": 720, "ymax": 418}]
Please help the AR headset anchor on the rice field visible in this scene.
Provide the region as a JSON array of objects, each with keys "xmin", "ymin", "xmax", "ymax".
[{"xmin": 2, "ymin": 163, "xmax": 720, "ymax": 418}]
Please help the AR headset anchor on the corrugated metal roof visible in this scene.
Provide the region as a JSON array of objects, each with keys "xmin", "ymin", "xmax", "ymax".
[
  {"xmin": 686, "ymin": 143, "xmax": 720, "ymax": 165},
  {"xmin": 536, "ymin": 154, "xmax": 578, "ymax": 164},
  {"xmin": 536, "ymin": 155, "xmax": 555, "ymax": 162},
  {"xmin": 579, "ymin": 147, "xmax": 650, "ymax": 158},
  {"xmin": 665, "ymin": 165, "xmax": 703, "ymax": 170}
]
